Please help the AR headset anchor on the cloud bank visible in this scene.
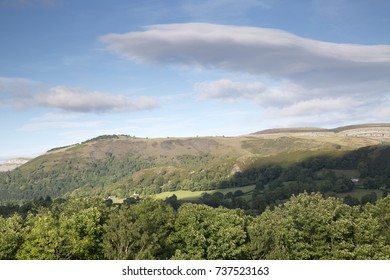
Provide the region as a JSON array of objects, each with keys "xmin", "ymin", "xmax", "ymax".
[
  {"xmin": 0, "ymin": 77, "xmax": 159, "ymax": 113},
  {"xmin": 100, "ymin": 23, "xmax": 390, "ymax": 125}
]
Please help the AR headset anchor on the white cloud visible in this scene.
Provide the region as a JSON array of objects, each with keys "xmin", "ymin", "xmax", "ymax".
[
  {"xmin": 266, "ymin": 97, "xmax": 361, "ymax": 118},
  {"xmin": 263, "ymin": 94, "xmax": 389, "ymax": 128},
  {"xmin": 195, "ymin": 79, "xmax": 307, "ymax": 106},
  {"xmin": 0, "ymin": 77, "xmax": 159, "ymax": 113},
  {"xmin": 100, "ymin": 23, "xmax": 390, "ymax": 124},
  {"xmin": 35, "ymin": 86, "xmax": 158, "ymax": 113},
  {"xmin": 99, "ymin": 23, "xmax": 390, "ymax": 87}
]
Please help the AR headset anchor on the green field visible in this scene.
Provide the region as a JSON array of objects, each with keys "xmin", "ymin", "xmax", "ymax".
[
  {"xmin": 337, "ymin": 188, "xmax": 385, "ymax": 200},
  {"xmin": 332, "ymin": 169, "xmax": 360, "ymax": 178},
  {"xmin": 154, "ymin": 185, "xmax": 256, "ymax": 201}
]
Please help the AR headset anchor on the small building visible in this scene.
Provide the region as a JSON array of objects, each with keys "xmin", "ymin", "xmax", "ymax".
[{"xmin": 351, "ymin": 178, "xmax": 359, "ymax": 183}]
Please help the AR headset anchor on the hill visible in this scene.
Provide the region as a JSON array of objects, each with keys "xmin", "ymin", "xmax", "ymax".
[
  {"xmin": 0, "ymin": 124, "xmax": 388, "ymax": 204},
  {"xmin": 252, "ymin": 123, "xmax": 390, "ymax": 141}
]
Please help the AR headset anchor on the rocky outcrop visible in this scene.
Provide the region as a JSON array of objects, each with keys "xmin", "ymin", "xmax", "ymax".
[
  {"xmin": 252, "ymin": 124, "xmax": 390, "ymax": 141},
  {"xmin": 337, "ymin": 127, "xmax": 390, "ymax": 140},
  {"xmin": 0, "ymin": 158, "xmax": 30, "ymax": 172}
]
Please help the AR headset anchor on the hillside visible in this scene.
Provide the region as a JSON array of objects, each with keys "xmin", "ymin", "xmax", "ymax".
[{"xmin": 0, "ymin": 125, "xmax": 387, "ymax": 204}]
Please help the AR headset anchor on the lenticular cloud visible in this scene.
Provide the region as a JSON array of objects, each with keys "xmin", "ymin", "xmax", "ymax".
[
  {"xmin": 100, "ymin": 23, "xmax": 390, "ymax": 123},
  {"xmin": 100, "ymin": 23, "xmax": 390, "ymax": 87}
]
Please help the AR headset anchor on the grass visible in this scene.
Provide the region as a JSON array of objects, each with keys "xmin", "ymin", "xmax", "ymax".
[
  {"xmin": 337, "ymin": 188, "xmax": 384, "ymax": 200},
  {"xmin": 332, "ymin": 169, "xmax": 360, "ymax": 178},
  {"xmin": 111, "ymin": 197, "xmax": 125, "ymax": 204},
  {"xmin": 154, "ymin": 185, "xmax": 256, "ymax": 201}
]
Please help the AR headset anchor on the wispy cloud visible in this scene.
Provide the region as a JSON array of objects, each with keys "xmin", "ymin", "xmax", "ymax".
[{"xmin": 0, "ymin": 77, "xmax": 159, "ymax": 113}]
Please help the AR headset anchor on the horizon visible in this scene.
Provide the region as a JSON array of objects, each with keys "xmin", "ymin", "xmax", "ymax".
[
  {"xmin": 1, "ymin": 0, "xmax": 389, "ymax": 161},
  {"xmin": 1, "ymin": 122, "xmax": 389, "ymax": 164}
]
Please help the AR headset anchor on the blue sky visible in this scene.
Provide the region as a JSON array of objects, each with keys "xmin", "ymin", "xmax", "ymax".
[{"xmin": 1, "ymin": 0, "xmax": 389, "ymax": 162}]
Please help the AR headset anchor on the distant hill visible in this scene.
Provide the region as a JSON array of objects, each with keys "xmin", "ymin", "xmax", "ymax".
[
  {"xmin": 252, "ymin": 127, "xmax": 327, "ymax": 134},
  {"xmin": 252, "ymin": 123, "xmax": 390, "ymax": 140},
  {"xmin": 330, "ymin": 123, "xmax": 390, "ymax": 133},
  {"xmin": 0, "ymin": 124, "xmax": 388, "ymax": 204}
]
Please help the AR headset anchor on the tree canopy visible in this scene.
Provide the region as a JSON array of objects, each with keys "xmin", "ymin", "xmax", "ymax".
[{"xmin": 1, "ymin": 193, "xmax": 390, "ymax": 260}]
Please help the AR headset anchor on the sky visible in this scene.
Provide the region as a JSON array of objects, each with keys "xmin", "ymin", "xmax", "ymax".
[{"xmin": 0, "ymin": 0, "xmax": 390, "ymax": 162}]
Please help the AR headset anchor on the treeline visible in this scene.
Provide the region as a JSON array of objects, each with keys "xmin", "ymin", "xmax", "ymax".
[{"xmin": 1, "ymin": 193, "xmax": 390, "ymax": 260}]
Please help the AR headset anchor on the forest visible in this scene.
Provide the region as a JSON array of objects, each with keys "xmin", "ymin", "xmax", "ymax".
[{"xmin": 1, "ymin": 192, "xmax": 390, "ymax": 260}]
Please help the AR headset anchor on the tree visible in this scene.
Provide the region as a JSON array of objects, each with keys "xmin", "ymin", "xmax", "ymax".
[
  {"xmin": 251, "ymin": 194, "xmax": 267, "ymax": 213},
  {"xmin": 169, "ymin": 203, "xmax": 250, "ymax": 260},
  {"xmin": 358, "ymin": 195, "xmax": 390, "ymax": 258},
  {"xmin": 264, "ymin": 166, "xmax": 282, "ymax": 181},
  {"xmin": 357, "ymin": 161, "xmax": 369, "ymax": 178},
  {"xmin": 16, "ymin": 197, "xmax": 107, "ymax": 260},
  {"xmin": 361, "ymin": 192, "xmax": 378, "ymax": 205},
  {"xmin": 0, "ymin": 214, "xmax": 23, "ymax": 259},
  {"xmin": 333, "ymin": 177, "xmax": 354, "ymax": 193},
  {"xmin": 164, "ymin": 194, "xmax": 180, "ymax": 210},
  {"xmin": 248, "ymin": 192, "xmax": 356, "ymax": 259},
  {"xmin": 58, "ymin": 207, "xmax": 105, "ymax": 259},
  {"xmin": 353, "ymin": 196, "xmax": 390, "ymax": 259},
  {"xmin": 103, "ymin": 199, "xmax": 176, "ymax": 260},
  {"xmin": 363, "ymin": 178, "xmax": 379, "ymax": 189},
  {"xmin": 16, "ymin": 210, "xmax": 62, "ymax": 260},
  {"xmin": 343, "ymin": 195, "xmax": 360, "ymax": 206}
]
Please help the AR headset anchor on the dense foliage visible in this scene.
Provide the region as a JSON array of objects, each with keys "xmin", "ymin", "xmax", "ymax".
[{"xmin": 1, "ymin": 193, "xmax": 390, "ymax": 260}]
